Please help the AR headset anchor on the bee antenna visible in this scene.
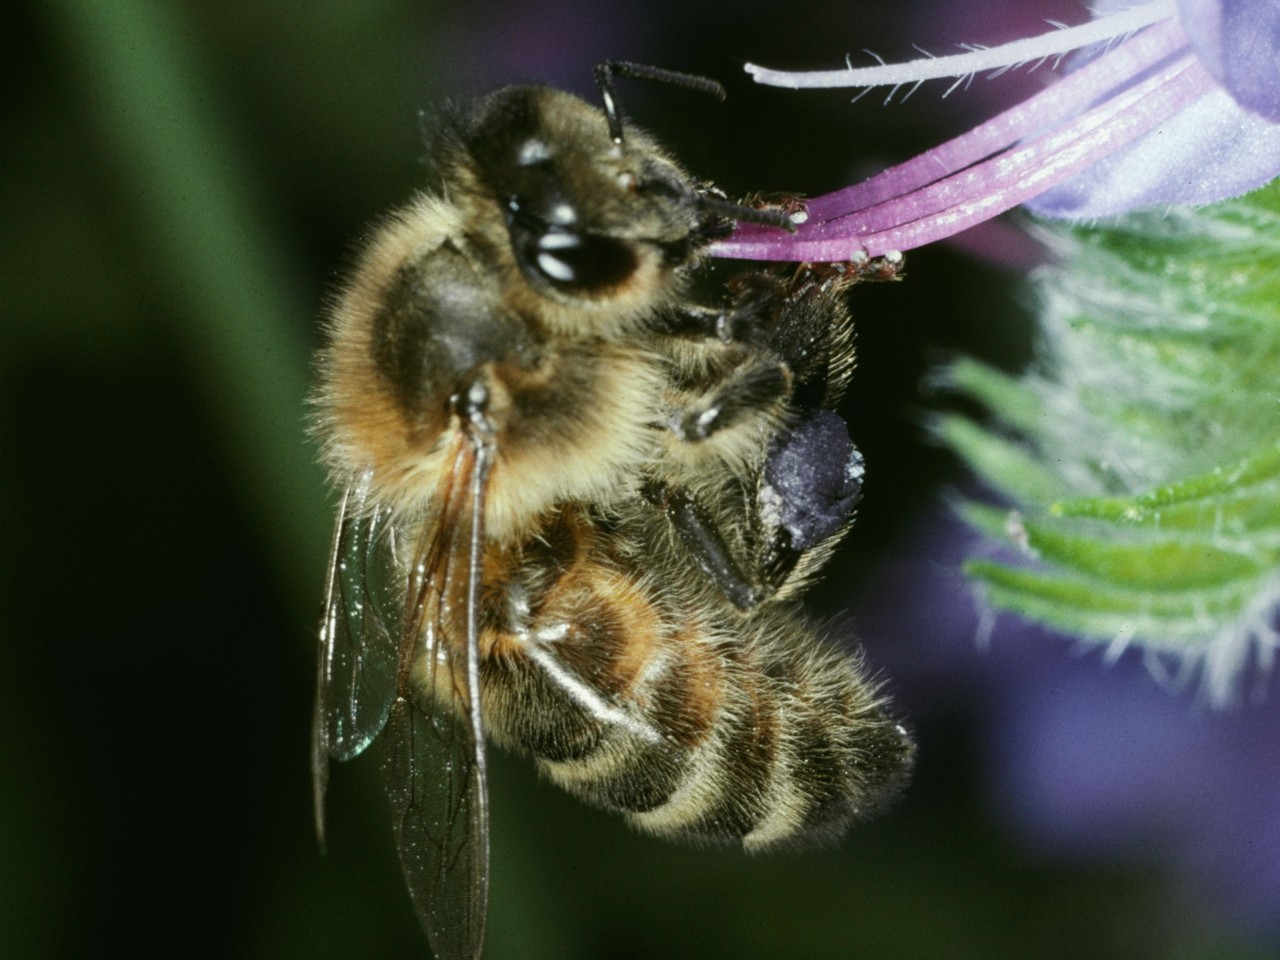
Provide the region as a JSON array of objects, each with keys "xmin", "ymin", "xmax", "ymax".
[
  {"xmin": 593, "ymin": 61, "xmax": 726, "ymax": 145},
  {"xmin": 696, "ymin": 194, "xmax": 800, "ymax": 233}
]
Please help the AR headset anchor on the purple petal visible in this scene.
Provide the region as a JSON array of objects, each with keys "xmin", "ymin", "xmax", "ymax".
[
  {"xmin": 1026, "ymin": 85, "xmax": 1280, "ymax": 216},
  {"xmin": 1032, "ymin": 0, "xmax": 1280, "ymax": 216},
  {"xmin": 1177, "ymin": 0, "xmax": 1280, "ymax": 120},
  {"xmin": 719, "ymin": 1, "xmax": 1280, "ymax": 254}
]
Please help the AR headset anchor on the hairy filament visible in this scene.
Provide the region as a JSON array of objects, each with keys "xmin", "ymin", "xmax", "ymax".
[{"xmin": 745, "ymin": 0, "xmax": 1177, "ymax": 89}]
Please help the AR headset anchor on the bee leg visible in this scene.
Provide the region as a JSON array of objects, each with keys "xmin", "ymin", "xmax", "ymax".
[
  {"xmin": 667, "ymin": 360, "xmax": 790, "ymax": 442},
  {"xmin": 652, "ymin": 404, "xmax": 865, "ymax": 609},
  {"xmin": 641, "ymin": 480, "xmax": 762, "ymax": 611},
  {"xmin": 755, "ymin": 409, "xmax": 865, "ymax": 591},
  {"xmin": 660, "ymin": 274, "xmax": 788, "ymax": 346}
]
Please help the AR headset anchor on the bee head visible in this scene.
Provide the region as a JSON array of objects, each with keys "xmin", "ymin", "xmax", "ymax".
[{"xmin": 452, "ymin": 85, "xmax": 714, "ymax": 310}]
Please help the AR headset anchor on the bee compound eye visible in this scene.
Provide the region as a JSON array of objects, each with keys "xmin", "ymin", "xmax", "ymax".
[
  {"xmin": 541, "ymin": 232, "xmax": 636, "ymax": 288},
  {"xmin": 510, "ymin": 222, "xmax": 638, "ymax": 294}
]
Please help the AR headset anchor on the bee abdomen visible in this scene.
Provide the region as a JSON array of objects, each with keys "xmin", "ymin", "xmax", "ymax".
[
  {"xmin": 485, "ymin": 590, "xmax": 912, "ymax": 849},
  {"xmin": 477, "ymin": 514, "xmax": 912, "ymax": 848},
  {"xmin": 626, "ymin": 621, "xmax": 913, "ymax": 851},
  {"xmin": 521, "ymin": 623, "xmax": 725, "ymax": 816}
]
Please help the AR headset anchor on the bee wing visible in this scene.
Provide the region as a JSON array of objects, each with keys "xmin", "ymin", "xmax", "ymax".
[
  {"xmin": 381, "ymin": 696, "xmax": 489, "ymax": 960},
  {"xmin": 312, "ymin": 477, "xmax": 404, "ymax": 843},
  {"xmin": 381, "ymin": 425, "xmax": 494, "ymax": 960}
]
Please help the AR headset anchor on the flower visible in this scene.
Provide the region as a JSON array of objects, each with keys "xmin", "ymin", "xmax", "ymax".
[
  {"xmin": 852, "ymin": 507, "xmax": 1280, "ymax": 941},
  {"xmin": 712, "ymin": 0, "xmax": 1280, "ymax": 261}
]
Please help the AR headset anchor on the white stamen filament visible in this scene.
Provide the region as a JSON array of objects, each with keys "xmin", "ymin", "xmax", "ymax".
[{"xmin": 745, "ymin": 0, "xmax": 1177, "ymax": 89}]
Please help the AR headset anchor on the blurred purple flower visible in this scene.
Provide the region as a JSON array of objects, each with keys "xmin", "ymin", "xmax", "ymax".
[
  {"xmin": 853, "ymin": 508, "xmax": 1280, "ymax": 943},
  {"xmin": 988, "ymin": 639, "xmax": 1280, "ymax": 942},
  {"xmin": 714, "ymin": 0, "xmax": 1280, "ymax": 260}
]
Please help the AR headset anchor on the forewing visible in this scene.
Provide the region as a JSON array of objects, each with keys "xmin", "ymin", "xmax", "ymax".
[
  {"xmin": 312, "ymin": 478, "xmax": 403, "ymax": 844},
  {"xmin": 382, "ymin": 696, "xmax": 488, "ymax": 960},
  {"xmin": 381, "ymin": 430, "xmax": 493, "ymax": 960},
  {"xmin": 315, "ymin": 479, "xmax": 403, "ymax": 760}
]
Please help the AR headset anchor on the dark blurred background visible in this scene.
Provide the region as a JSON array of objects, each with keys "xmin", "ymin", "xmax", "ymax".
[{"xmin": 5, "ymin": 1, "xmax": 1279, "ymax": 958}]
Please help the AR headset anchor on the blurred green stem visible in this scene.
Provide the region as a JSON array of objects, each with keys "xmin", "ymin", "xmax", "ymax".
[{"xmin": 41, "ymin": 0, "xmax": 331, "ymax": 604}]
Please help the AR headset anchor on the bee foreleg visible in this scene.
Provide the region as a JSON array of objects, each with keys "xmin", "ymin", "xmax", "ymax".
[{"xmin": 660, "ymin": 274, "xmax": 788, "ymax": 346}]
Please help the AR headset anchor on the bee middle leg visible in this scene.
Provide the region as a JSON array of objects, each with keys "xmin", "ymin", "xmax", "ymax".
[{"xmin": 666, "ymin": 359, "xmax": 791, "ymax": 442}]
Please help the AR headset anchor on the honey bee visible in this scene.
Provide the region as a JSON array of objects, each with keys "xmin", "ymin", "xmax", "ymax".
[{"xmin": 311, "ymin": 63, "xmax": 914, "ymax": 960}]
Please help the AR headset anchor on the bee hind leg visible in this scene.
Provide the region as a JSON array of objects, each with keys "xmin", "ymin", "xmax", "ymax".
[
  {"xmin": 650, "ymin": 406, "xmax": 867, "ymax": 609},
  {"xmin": 640, "ymin": 479, "xmax": 763, "ymax": 612}
]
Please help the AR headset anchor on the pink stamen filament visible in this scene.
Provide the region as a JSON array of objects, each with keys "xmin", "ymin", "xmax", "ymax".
[
  {"xmin": 713, "ymin": 23, "xmax": 1218, "ymax": 260},
  {"xmin": 735, "ymin": 20, "xmax": 1188, "ymax": 233}
]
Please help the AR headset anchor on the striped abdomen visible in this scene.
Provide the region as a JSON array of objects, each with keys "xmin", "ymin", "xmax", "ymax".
[{"xmin": 474, "ymin": 510, "xmax": 913, "ymax": 850}]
